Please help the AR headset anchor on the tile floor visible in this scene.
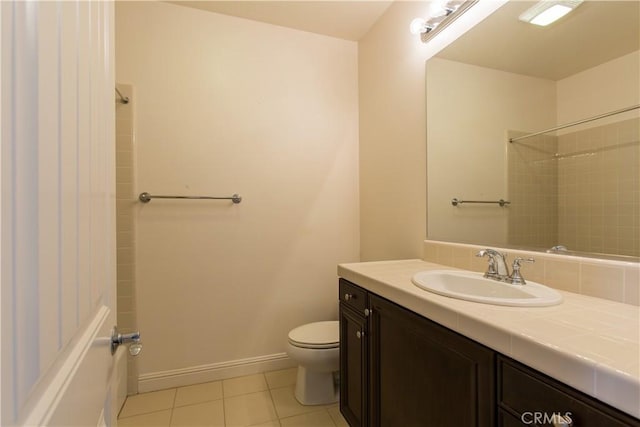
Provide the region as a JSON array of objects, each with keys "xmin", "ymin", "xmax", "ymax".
[{"xmin": 118, "ymin": 368, "xmax": 349, "ymax": 427}]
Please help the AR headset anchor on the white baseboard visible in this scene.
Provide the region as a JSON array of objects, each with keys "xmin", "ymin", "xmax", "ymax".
[{"xmin": 137, "ymin": 353, "xmax": 296, "ymax": 393}]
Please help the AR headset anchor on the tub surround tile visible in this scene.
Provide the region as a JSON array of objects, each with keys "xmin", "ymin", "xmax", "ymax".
[
  {"xmin": 116, "ymin": 91, "xmax": 138, "ymax": 395},
  {"xmin": 338, "ymin": 258, "xmax": 640, "ymax": 418}
]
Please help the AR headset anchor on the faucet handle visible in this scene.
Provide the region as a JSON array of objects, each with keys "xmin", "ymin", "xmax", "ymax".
[
  {"xmin": 510, "ymin": 257, "xmax": 535, "ymax": 285},
  {"xmin": 513, "ymin": 257, "xmax": 535, "ymax": 267}
]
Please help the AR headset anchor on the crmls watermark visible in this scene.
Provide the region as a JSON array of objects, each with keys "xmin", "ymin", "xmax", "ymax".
[{"xmin": 521, "ymin": 412, "xmax": 573, "ymax": 425}]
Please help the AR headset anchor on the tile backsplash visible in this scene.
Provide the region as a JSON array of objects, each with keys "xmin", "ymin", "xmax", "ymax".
[{"xmin": 424, "ymin": 240, "xmax": 640, "ymax": 306}]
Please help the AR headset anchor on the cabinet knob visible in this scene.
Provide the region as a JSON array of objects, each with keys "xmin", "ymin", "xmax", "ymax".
[
  {"xmin": 344, "ymin": 293, "xmax": 354, "ymax": 301},
  {"xmin": 356, "ymin": 330, "xmax": 365, "ymax": 339},
  {"xmin": 364, "ymin": 308, "xmax": 371, "ymax": 316}
]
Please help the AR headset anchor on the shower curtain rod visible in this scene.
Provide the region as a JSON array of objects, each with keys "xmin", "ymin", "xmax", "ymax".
[
  {"xmin": 115, "ymin": 87, "xmax": 129, "ymax": 104},
  {"xmin": 509, "ymin": 104, "xmax": 640, "ymax": 143}
]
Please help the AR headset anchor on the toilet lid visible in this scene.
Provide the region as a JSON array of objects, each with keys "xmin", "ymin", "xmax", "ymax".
[{"xmin": 288, "ymin": 321, "xmax": 339, "ymax": 349}]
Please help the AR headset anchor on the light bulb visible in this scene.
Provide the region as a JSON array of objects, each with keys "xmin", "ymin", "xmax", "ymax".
[{"xmin": 409, "ymin": 17, "xmax": 427, "ymax": 35}]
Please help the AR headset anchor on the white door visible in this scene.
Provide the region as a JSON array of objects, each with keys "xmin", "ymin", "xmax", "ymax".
[{"xmin": 1, "ymin": 1, "xmax": 118, "ymax": 426}]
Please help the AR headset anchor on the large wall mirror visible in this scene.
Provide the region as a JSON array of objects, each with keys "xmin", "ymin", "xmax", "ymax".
[{"xmin": 426, "ymin": 0, "xmax": 639, "ymax": 260}]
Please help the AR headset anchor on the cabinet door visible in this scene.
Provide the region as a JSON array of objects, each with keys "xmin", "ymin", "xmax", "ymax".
[
  {"xmin": 340, "ymin": 305, "xmax": 368, "ymax": 427},
  {"xmin": 369, "ymin": 295, "xmax": 495, "ymax": 427}
]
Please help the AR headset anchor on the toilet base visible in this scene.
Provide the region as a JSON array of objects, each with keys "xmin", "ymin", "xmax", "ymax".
[{"xmin": 294, "ymin": 366, "xmax": 339, "ymax": 406}]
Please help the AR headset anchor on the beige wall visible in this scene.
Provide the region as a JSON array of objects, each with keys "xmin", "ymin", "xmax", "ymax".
[
  {"xmin": 358, "ymin": 0, "xmax": 506, "ymax": 261},
  {"xmin": 557, "ymin": 51, "xmax": 640, "ymax": 125},
  {"xmin": 116, "ymin": 2, "xmax": 359, "ymax": 386},
  {"xmin": 426, "ymin": 58, "xmax": 557, "ymax": 245}
]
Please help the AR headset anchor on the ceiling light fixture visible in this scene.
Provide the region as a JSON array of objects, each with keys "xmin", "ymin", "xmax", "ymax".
[
  {"xmin": 519, "ymin": 0, "xmax": 583, "ymax": 27},
  {"xmin": 410, "ymin": 0, "xmax": 478, "ymax": 43}
]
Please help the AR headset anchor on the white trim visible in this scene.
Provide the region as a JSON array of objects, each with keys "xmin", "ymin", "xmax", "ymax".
[
  {"xmin": 138, "ymin": 353, "xmax": 296, "ymax": 393},
  {"xmin": 20, "ymin": 306, "xmax": 110, "ymax": 426}
]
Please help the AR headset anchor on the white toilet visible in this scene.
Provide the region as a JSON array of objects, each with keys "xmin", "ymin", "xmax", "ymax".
[{"xmin": 286, "ymin": 321, "xmax": 340, "ymax": 405}]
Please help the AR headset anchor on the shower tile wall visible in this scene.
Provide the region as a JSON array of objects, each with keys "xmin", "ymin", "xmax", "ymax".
[
  {"xmin": 116, "ymin": 84, "xmax": 139, "ymax": 395},
  {"xmin": 507, "ymin": 131, "xmax": 558, "ymax": 248},
  {"xmin": 557, "ymin": 118, "xmax": 640, "ymax": 257}
]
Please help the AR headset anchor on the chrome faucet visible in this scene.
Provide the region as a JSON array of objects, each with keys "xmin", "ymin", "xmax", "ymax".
[
  {"xmin": 476, "ymin": 249, "xmax": 510, "ymax": 281},
  {"xmin": 476, "ymin": 249, "xmax": 535, "ymax": 285}
]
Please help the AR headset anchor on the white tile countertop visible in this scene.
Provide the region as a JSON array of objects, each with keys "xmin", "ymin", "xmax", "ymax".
[{"xmin": 337, "ymin": 259, "xmax": 640, "ymax": 419}]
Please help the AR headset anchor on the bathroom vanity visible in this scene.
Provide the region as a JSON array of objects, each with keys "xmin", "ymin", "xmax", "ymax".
[{"xmin": 338, "ymin": 260, "xmax": 640, "ymax": 427}]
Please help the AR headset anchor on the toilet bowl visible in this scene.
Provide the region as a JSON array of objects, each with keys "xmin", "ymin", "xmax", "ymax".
[{"xmin": 286, "ymin": 321, "xmax": 339, "ymax": 405}]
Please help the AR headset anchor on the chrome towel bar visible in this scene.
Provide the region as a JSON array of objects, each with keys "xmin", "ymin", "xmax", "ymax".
[
  {"xmin": 451, "ymin": 198, "xmax": 510, "ymax": 207},
  {"xmin": 139, "ymin": 192, "xmax": 242, "ymax": 204}
]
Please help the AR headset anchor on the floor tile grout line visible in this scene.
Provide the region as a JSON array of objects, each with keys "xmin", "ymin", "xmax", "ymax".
[
  {"xmin": 266, "ymin": 381, "xmax": 280, "ymax": 420},
  {"xmin": 222, "ymin": 390, "xmax": 227, "ymax": 427},
  {"xmin": 167, "ymin": 388, "xmax": 177, "ymax": 426}
]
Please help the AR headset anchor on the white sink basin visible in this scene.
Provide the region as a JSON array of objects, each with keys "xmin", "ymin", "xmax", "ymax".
[{"xmin": 411, "ymin": 270, "xmax": 563, "ymax": 307}]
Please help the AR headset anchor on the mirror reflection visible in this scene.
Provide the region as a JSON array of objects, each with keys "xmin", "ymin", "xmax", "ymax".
[{"xmin": 426, "ymin": 0, "xmax": 639, "ymax": 259}]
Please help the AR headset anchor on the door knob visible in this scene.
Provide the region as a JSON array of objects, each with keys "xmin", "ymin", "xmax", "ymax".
[{"xmin": 111, "ymin": 326, "xmax": 142, "ymax": 356}]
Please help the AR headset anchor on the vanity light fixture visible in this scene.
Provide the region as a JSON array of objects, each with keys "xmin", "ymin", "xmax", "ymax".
[
  {"xmin": 410, "ymin": 0, "xmax": 478, "ymax": 43},
  {"xmin": 519, "ymin": 0, "xmax": 583, "ymax": 26}
]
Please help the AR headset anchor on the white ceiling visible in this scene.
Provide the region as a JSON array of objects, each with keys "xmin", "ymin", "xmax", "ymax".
[
  {"xmin": 436, "ymin": 1, "xmax": 640, "ymax": 81},
  {"xmin": 167, "ymin": 0, "xmax": 395, "ymax": 41}
]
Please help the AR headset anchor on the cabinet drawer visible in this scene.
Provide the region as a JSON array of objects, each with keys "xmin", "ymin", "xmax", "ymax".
[
  {"xmin": 498, "ymin": 356, "xmax": 639, "ymax": 426},
  {"xmin": 339, "ymin": 279, "xmax": 368, "ymax": 313}
]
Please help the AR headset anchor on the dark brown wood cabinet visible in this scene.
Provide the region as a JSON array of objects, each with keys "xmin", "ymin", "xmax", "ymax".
[
  {"xmin": 339, "ymin": 279, "xmax": 495, "ymax": 427},
  {"xmin": 498, "ymin": 355, "xmax": 640, "ymax": 427},
  {"xmin": 339, "ymin": 278, "xmax": 640, "ymax": 427},
  {"xmin": 339, "ymin": 279, "xmax": 369, "ymax": 427},
  {"xmin": 369, "ymin": 294, "xmax": 495, "ymax": 427}
]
